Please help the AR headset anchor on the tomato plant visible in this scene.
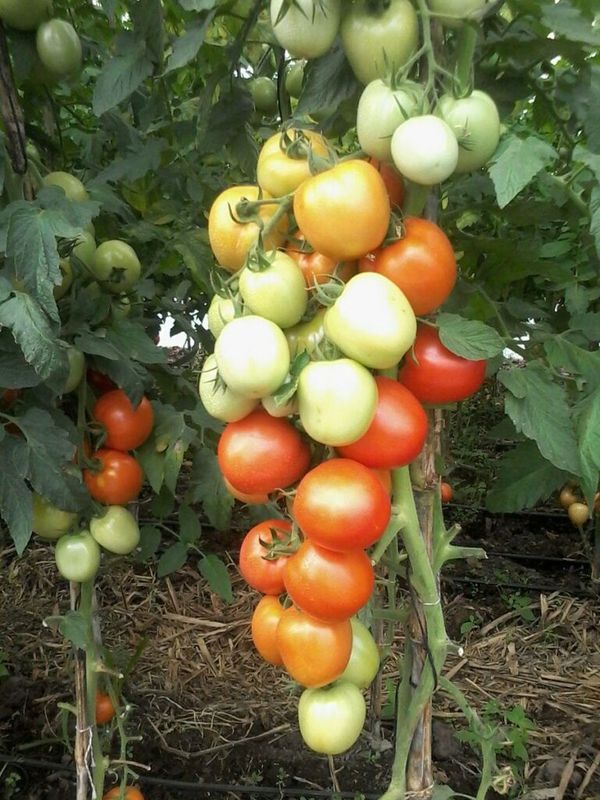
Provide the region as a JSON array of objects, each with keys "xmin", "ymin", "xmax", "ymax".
[
  {"xmin": 199, "ymin": 354, "xmax": 258, "ymax": 423},
  {"xmin": 92, "ymin": 240, "xmax": 141, "ymax": 294},
  {"xmin": 239, "ymin": 519, "xmax": 292, "ymax": 595},
  {"xmin": 256, "ymin": 129, "xmax": 329, "ymax": 198},
  {"xmin": 36, "ymin": 19, "xmax": 82, "ymax": 80},
  {"xmin": 238, "ymin": 251, "xmax": 307, "ymax": 329},
  {"xmin": 270, "ymin": 0, "xmax": 341, "ymax": 59},
  {"xmin": 84, "ymin": 449, "xmax": 144, "ymax": 505},
  {"xmin": 92, "ymin": 390, "xmax": 154, "ymax": 451},
  {"xmin": 437, "ymin": 90, "xmax": 500, "ymax": 173},
  {"xmin": 89, "ymin": 506, "xmax": 140, "ymax": 555},
  {"xmin": 286, "ymin": 235, "xmax": 357, "ymax": 288},
  {"xmin": 95, "ymin": 691, "xmax": 116, "ymax": 725},
  {"xmin": 358, "ymin": 80, "xmax": 423, "ymax": 162},
  {"xmin": 298, "ymin": 680, "xmax": 366, "ymax": 755},
  {"xmin": 251, "ymin": 595, "xmax": 285, "ymax": 665},
  {"xmin": 55, "ymin": 531, "xmax": 101, "ymax": 583},
  {"xmin": 32, "ymin": 494, "xmax": 77, "ymax": 540},
  {"xmin": 391, "ymin": 115, "xmax": 459, "ymax": 185}
]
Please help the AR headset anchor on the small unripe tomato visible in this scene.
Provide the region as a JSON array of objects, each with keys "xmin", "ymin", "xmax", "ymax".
[
  {"xmin": 441, "ymin": 482, "xmax": 453, "ymax": 503},
  {"xmin": 568, "ymin": 502, "xmax": 589, "ymax": 528},
  {"xmin": 559, "ymin": 486, "xmax": 577, "ymax": 509}
]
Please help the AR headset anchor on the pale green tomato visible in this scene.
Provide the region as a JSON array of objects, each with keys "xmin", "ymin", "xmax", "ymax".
[
  {"xmin": 207, "ymin": 294, "xmax": 236, "ymax": 338},
  {"xmin": 285, "ymin": 61, "xmax": 305, "ymax": 98},
  {"xmin": 298, "ymin": 680, "xmax": 366, "ymax": 755},
  {"xmin": 43, "ymin": 171, "xmax": 88, "ymax": 203},
  {"xmin": 54, "ymin": 258, "xmax": 73, "ymax": 300},
  {"xmin": 357, "ymin": 79, "xmax": 423, "ymax": 162},
  {"xmin": 391, "ymin": 115, "xmax": 459, "ymax": 185},
  {"xmin": 199, "ymin": 354, "xmax": 258, "ymax": 422},
  {"xmin": 297, "ymin": 358, "xmax": 377, "ymax": 446},
  {"xmin": 92, "ymin": 240, "xmax": 141, "ymax": 294},
  {"xmin": 270, "ymin": 0, "xmax": 341, "ymax": 59},
  {"xmin": 261, "ymin": 393, "xmax": 298, "ymax": 417},
  {"xmin": 238, "ymin": 251, "xmax": 308, "ymax": 329},
  {"xmin": 437, "ymin": 91, "xmax": 500, "ymax": 173},
  {"xmin": 54, "ymin": 531, "xmax": 101, "ymax": 583},
  {"xmin": 64, "ymin": 347, "xmax": 85, "ymax": 393},
  {"xmin": 32, "ymin": 494, "xmax": 77, "ymax": 540},
  {"xmin": 0, "ymin": 0, "xmax": 52, "ymax": 30},
  {"xmin": 72, "ymin": 230, "xmax": 96, "ymax": 268},
  {"xmin": 339, "ymin": 618, "xmax": 380, "ymax": 689},
  {"xmin": 214, "ymin": 315, "xmax": 290, "ymax": 399},
  {"xmin": 340, "ymin": 0, "xmax": 418, "ymax": 85},
  {"xmin": 285, "ymin": 309, "xmax": 326, "ymax": 359},
  {"xmin": 36, "ymin": 19, "xmax": 82, "ymax": 80},
  {"xmin": 429, "ymin": 0, "xmax": 492, "ymax": 26},
  {"xmin": 324, "ymin": 273, "xmax": 416, "ymax": 369},
  {"xmin": 89, "ymin": 506, "xmax": 140, "ymax": 555}
]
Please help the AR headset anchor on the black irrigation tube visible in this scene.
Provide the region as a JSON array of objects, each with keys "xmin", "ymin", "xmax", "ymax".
[
  {"xmin": 0, "ymin": 754, "xmax": 380, "ymax": 798},
  {"xmin": 441, "ymin": 574, "xmax": 595, "ymax": 597},
  {"xmin": 447, "ymin": 504, "xmax": 576, "ymax": 521},
  {"xmin": 458, "ymin": 549, "xmax": 589, "ymax": 567}
]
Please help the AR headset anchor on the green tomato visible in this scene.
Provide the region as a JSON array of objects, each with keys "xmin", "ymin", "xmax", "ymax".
[
  {"xmin": 324, "ymin": 273, "xmax": 416, "ymax": 369},
  {"xmin": 391, "ymin": 114, "xmax": 459, "ymax": 186},
  {"xmin": 238, "ymin": 251, "xmax": 307, "ymax": 329},
  {"xmin": 92, "ymin": 240, "xmax": 141, "ymax": 294},
  {"xmin": 285, "ymin": 309, "xmax": 326, "ymax": 359},
  {"xmin": 207, "ymin": 294, "xmax": 236, "ymax": 338},
  {"xmin": 43, "ymin": 171, "xmax": 88, "ymax": 203},
  {"xmin": 270, "ymin": 0, "xmax": 341, "ymax": 60},
  {"xmin": 298, "ymin": 680, "xmax": 366, "ymax": 755},
  {"xmin": 32, "ymin": 493, "xmax": 77, "ymax": 540},
  {"xmin": 54, "ymin": 258, "xmax": 73, "ymax": 300},
  {"xmin": 285, "ymin": 61, "xmax": 305, "ymax": 98},
  {"xmin": 437, "ymin": 90, "xmax": 500, "ymax": 173},
  {"xmin": 339, "ymin": 618, "xmax": 380, "ymax": 689},
  {"xmin": 0, "ymin": 0, "xmax": 52, "ymax": 31},
  {"xmin": 428, "ymin": 0, "xmax": 492, "ymax": 26},
  {"xmin": 261, "ymin": 393, "xmax": 298, "ymax": 417},
  {"xmin": 89, "ymin": 506, "xmax": 140, "ymax": 555},
  {"xmin": 340, "ymin": 0, "xmax": 418, "ymax": 85},
  {"xmin": 249, "ymin": 77, "xmax": 278, "ymax": 114},
  {"xmin": 357, "ymin": 79, "xmax": 423, "ymax": 162},
  {"xmin": 214, "ymin": 316, "xmax": 290, "ymax": 399},
  {"xmin": 36, "ymin": 19, "xmax": 82, "ymax": 80},
  {"xmin": 297, "ymin": 358, "xmax": 377, "ymax": 446},
  {"xmin": 72, "ymin": 230, "xmax": 96, "ymax": 268},
  {"xmin": 199, "ymin": 354, "xmax": 258, "ymax": 422},
  {"xmin": 55, "ymin": 531, "xmax": 101, "ymax": 582},
  {"xmin": 63, "ymin": 347, "xmax": 85, "ymax": 394}
]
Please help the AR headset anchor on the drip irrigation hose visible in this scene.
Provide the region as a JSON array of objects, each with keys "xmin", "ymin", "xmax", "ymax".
[{"xmin": 441, "ymin": 574, "xmax": 594, "ymax": 597}]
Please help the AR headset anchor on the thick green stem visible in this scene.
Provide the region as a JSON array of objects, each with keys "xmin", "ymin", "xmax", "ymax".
[
  {"xmin": 80, "ymin": 581, "xmax": 105, "ymax": 796},
  {"xmin": 593, "ymin": 515, "xmax": 600, "ymax": 583},
  {"xmin": 453, "ymin": 24, "xmax": 478, "ymax": 96},
  {"xmin": 402, "ymin": 181, "xmax": 430, "ymax": 217}
]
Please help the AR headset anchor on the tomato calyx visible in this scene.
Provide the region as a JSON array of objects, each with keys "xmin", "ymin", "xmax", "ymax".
[{"xmin": 258, "ymin": 521, "xmax": 301, "ymax": 561}]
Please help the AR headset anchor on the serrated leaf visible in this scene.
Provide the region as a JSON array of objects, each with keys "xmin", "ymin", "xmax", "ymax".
[
  {"xmin": 0, "ymin": 331, "xmax": 41, "ymax": 388},
  {"xmin": 487, "ymin": 441, "xmax": 569, "ymax": 512},
  {"xmin": 575, "ymin": 388, "xmax": 600, "ymax": 507},
  {"xmin": 0, "ymin": 294, "xmax": 66, "ymax": 383},
  {"xmin": 541, "ymin": 4, "xmax": 600, "ymax": 47},
  {"xmin": 165, "ymin": 13, "xmax": 215, "ymax": 73},
  {"xmin": 0, "ymin": 437, "xmax": 32, "ymax": 554},
  {"xmin": 91, "ymin": 139, "xmax": 166, "ymax": 186},
  {"xmin": 109, "ymin": 319, "xmax": 167, "ymax": 365},
  {"xmin": 136, "ymin": 442, "xmax": 165, "ymax": 493},
  {"xmin": 187, "ymin": 447, "xmax": 233, "ymax": 531},
  {"xmin": 135, "ymin": 525, "xmax": 162, "ymax": 562},
  {"xmin": 488, "ymin": 135, "xmax": 558, "ymax": 208},
  {"xmin": 130, "ymin": 0, "xmax": 164, "ymax": 65},
  {"xmin": 198, "ymin": 86, "xmax": 254, "ymax": 154},
  {"xmin": 93, "ymin": 42, "xmax": 154, "ymax": 116},
  {"xmin": 437, "ymin": 314, "xmax": 504, "ymax": 360},
  {"xmin": 157, "ymin": 541, "xmax": 189, "ymax": 577},
  {"xmin": 296, "ymin": 41, "xmax": 358, "ymax": 117},
  {"xmin": 544, "ymin": 338, "xmax": 600, "ymax": 390},
  {"xmin": 198, "ymin": 553, "xmax": 233, "ymax": 603},
  {"xmin": 179, "ymin": 504, "xmax": 202, "ymax": 544},
  {"xmin": 58, "ymin": 611, "xmax": 91, "ymax": 650}
]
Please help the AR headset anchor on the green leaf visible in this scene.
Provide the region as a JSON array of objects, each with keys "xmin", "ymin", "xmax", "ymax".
[
  {"xmin": 296, "ymin": 41, "xmax": 359, "ymax": 118},
  {"xmin": 130, "ymin": 0, "xmax": 165, "ymax": 65},
  {"xmin": 136, "ymin": 442, "xmax": 165, "ymax": 494},
  {"xmin": 134, "ymin": 525, "xmax": 162, "ymax": 562},
  {"xmin": 174, "ymin": 228, "xmax": 214, "ymax": 292},
  {"xmin": 437, "ymin": 314, "xmax": 504, "ymax": 360},
  {"xmin": 157, "ymin": 541, "xmax": 189, "ymax": 578},
  {"xmin": 178, "ymin": 0, "xmax": 218, "ymax": 9},
  {"xmin": 573, "ymin": 143, "xmax": 600, "ymax": 182},
  {"xmin": 165, "ymin": 13, "xmax": 215, "ymax": 73},
  {"xmin": 590, "ymin": 184, "xmax": 600, "ymax": 259},
  {"xmin": 198, "ymin": 553, "xmax": 233, "ymax": 603},
  {"xmin": 198, "ymin": 86, "xmax": 254, "ymax": 154},
  {"xmin": 91, "ymin": 139, "xmax": 166, "ymax": 186},
  {"xmin": 488, "ymin": 135, "xmax": 558, "ymax": 208},
  {"xmin": 109, "ymin": 319, "xmax": 168, "ymax": 365},
  {"xmin": 179, "ymin": 504, "xmax": 202, "ymax": 544},
  {"xmin": 0, "ymin": 331, "xmax": 41, "ymax": 388},
  {"xmin": 575, "ymin": 388, "xmax": 600, "ymax": 507},
  {"xmin": 544, "ymin": 338, "xmax": 600, "ymax": 390},
  {"xmin": 487, "ymin": 441, "xmax": 569, "ymax": 512},
  {"xmin": 57, "ymin": 611, "xmax": 90, "ymax": 650},
  {"xmin": 541, "ymin": 4, "xmax": 600, "ymax": 47},
  {"xmin": 93, "ymin": 41, "xmax": 154, "ymax": 116},
  {"xmin": 0, "ymin": 437, "xmax": 32, "ymax": 554},
  {"xmin": 187, "ymin": 447, "xmax": 233, "ymax": 531}
]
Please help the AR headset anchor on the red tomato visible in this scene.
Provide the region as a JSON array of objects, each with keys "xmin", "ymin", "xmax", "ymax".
[
  {"xmin": 93, "ymin": 389, "xmax": 154, "ymax": 451},
  {"xmin": 87, "ymin": 369, "xmax": 117, "ymax": 395},
  {"xmin": 441, "ymin": 482, "xmax": 453, "ymax": 503},
  {"xmin": 293, "ymin": 459, "xmax": 390, "ymax": 551},
  {"xmin": 337, "ymin": 377, "xmax": 427, "ymax": 468},
  {"xmin": 0, "ymin": 388, "xmax": 20, "ymax": 408},
  {"xmin": 286, "ymin": 233, "xmax": 357, "ymax": 287},
  {"xmin": 103, "ymin": 788, "xmax": 144, "ymax": 800},
  {"xmin": 251, "ymin": 594, "xmax": 285, "ymax": 665},
  {"xmin": 276, "ymin": 605, "xmax": 352, "ymax": 687},
  {"xmin": 368, "ymin": 158, "xmax": 404, "ymax": 207},
  {"xmin": 95, "ymin": 691, "xmax": 115, "ymax": 725},
  {"xmin": 239, "ymin": 519, "xmax": 292, "ymax": 595},
  {"xmin": 359, "ymin": 217, "xmax": 456, "ymax": 316},
  {"xmin": 398, "ymin": 324, "xmax": 487, "ymax": 404},
  {"xmin": 223, "ymin": 476, "xmax": 269, "ymax": 505},
  {"xmin": 284, "ymin": 540, "xmax": 374, "ymax": 622},
  {"xmin": 371, "ymin": 468, "xmax": 392, "ymax": 494},
  {"xmin": 84, "ymin": 449, "xmax": 144, "ymax": 505},
  {"xmin": 217, "ymin": 409, "xmax": 311, "ymax": 495}
]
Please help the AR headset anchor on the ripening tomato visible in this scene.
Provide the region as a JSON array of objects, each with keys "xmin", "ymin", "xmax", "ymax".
[
  {"xmin": 368, "ymin": 159, "xmax": 404, "ymax": 207},
  {"xmin": 261, "ymin": 393, "xmax": 298, "ymax": 418},
  {"xmin": 95, "ymin": 691, "xmax": 116, "ymax": 725},
  {"xmin": 293, "ymin": 459, "xmax": 391, "ymax": 551},
  {"xmin": 207, "ymin": 294, "xmax": 236, "ymax": 338},
  {"xmin": 238, "ymin": 251, "xmax": 308, "ymax": 329},
  {"xmin": 103, "ymin": 788, "xmax": 144, "ymax": 800},
  {"xmin": 359, "ymin": 218, "xmax": 456, "ymax": 316},
  {"xmin": 371, "ymin": 468, "xmax": 392, "ymax": 495},
  {"xmin": 276, "ymin": 605, "xmax": 352, "ymax": 687},
  {"xmin": 239, "ymin": 519, "xmax": 292, "ymax": 595},
  {"xmin": 257, "ymin": 129, "xmax": 330, "ymax": 198},
  {"xmin": 339, "ymin": 618, "xmax": 380, "ymax": 689},
  {"xmin": 270, "ymin": 0, "xmax": 341, "ymax": 59},
  {"xmin": 568, "ymin": 502, "xmax": 589, "ymax": 528},
  {"xmin": 559, "ymin": 486, "xmax": 577, "ymax": 509},
  {"xmin": 251, "ymin": 594, "xmax": 285, "ymax": 665},
  {"xmin": 441, "ymin": 482, "xmax": 453, "ymax": 503},
  {"xmin": 293, "ymin": 160, "xmax": 390, "ymax": 261},
  {"xmin": 286, "ymin": 234, "xmax": 357, "ymax": 288},
  {"xmin": 218, "ymin": 409, "xmax": 310, "ymax": 495},
  {"xmin": 298, "ymin": 680, "xmax": 366, "ymax": 755},
  {"xmin": 87, "ymin": 369, "xmax": 117, "ymax": 395},
  {"xmin": 285, "ymin": 309, "xmax": 326, "ymax": 359},
  {"xmin": 84, "ymin": 449, "xmax": 144, "ymax": 505},
  {"xmin": 223, "ymin": 476, "xmax": 269, "ymax": 505},
  {"xmin": 284, "ymin": 540, "xmax": 374, "ymax": 622},
  {"xmin": 358, "ymin": 80, "xmax": 423, "ymax": 162},
  {"xmin": 32, "ymin": 494, "xmax": 77, "ymax": 540},
  {"xmin": 55, "ymin": 531, "xmax": 101, "ymax": 583},
  {"xmin": 92, "ymin": 390, "xmax": 154, "ymax": 451},
  {"xmin": 89, "ymin": 506, "xmax": 140, "ymax": 555},
  {"xmin": 337, "ymin": 377, "xmax": 427, "ymax": 469},
  {"xmin": 398, "ymin": 325, "xmax": 487, "ymax": 404},
  {"xmin": 391, "ymin": 115, "xmax": 459, "ymax": 186},
  {"xmin": 199, "ymin": 354, "xmax": 258, "ymax": 423}
]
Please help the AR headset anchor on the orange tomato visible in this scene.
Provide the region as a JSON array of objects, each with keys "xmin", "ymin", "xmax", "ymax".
[
  {"xmin": 371, "ymin": 468, "xmax": 392, "ymax": 495},
  {"xmin": 223, "ymin": 476, "xmax": 269, "ymax": 505},
  {"xmin": 251, "ymin": 595, "xmax": 285, "ymax": 665},
  {"xmin": 368, "ymin": 158, "xmax": 404, "ymax": 207},
  {"xmin": 441, "ymin": 482, "xmax": 453, "ymax": 503},
  {"xmin": 103, "ymin": 787, "xmax": 144, "ymax": 800},
  {"xmin": 95, "ymin": 691, "xmax": 116, "ymax": 725},
  {"xmin": 287, "ymin": 233, "xmax": 357, "ymax": 287}
]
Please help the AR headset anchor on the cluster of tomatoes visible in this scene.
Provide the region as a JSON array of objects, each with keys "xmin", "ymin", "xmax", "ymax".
[{"xmin": 558, "ymin": 484, "xmax": 598, "ymax": 528}]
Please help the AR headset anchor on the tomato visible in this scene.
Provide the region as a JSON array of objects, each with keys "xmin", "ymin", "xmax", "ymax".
[
  {"xmin": 339, "ymin": 618, "xmax": 380, "ymax": 689},
  {"xmin": 214, "ymin": 315, "xmax": 290, "ymax": 399},
  {"xmin": 218, "ymin": 409, "xmax": 310, "ymax": 494},
  {"xmin": 84, "ymin": 449, "xmax": 144, "ymax": 505},
  {"xmin": 239, "ymin": 519, "xmax": 292, "ymax": 594},
  {"xmin": 103, "ymin": 788, "xmax": 144, "ymax": 800},
  {"xmin": 568, "ymin": 502, "xmax": 589, "ymax": 528},
  {"xmin": 297, "ymin": 358, "xmax": 377, "ymax": 447},
  {"xmin": 285, "ymin": 309, "xmax": 326, "ymax": 359},
  {"xmin": 0, "ymin": 0, "xmax": 51, "ymax": 30},
  {"xmin": 43, "ymin": 171, "xmax": 88, "ymax": 203},
  {"xmin": 92, "ymin": 390, "xmax": 153, "ymax": 451},
  {"xmin": 368, "ymin": 159, "xmax": 405, "ymax": 207},
  {"xmin": 261, "ymin": 393, "xmax": 297, "ymax": 418},
  {"xmin": 89, "ymin": 506, "xmax": 140, "ymax": 555},
  {"xmin": 249, "ymin": 77, "xmax": 278, "ymax": 113},
  {"xmin": 256, "ymin": 129, "xmax": 329, "ymax": 198},
  {"xmin": 32, "ymin": 494, "xmax": 77, "ymax": 540},
  {"xmin": 92, "ymin": 240, "xmax": 141, "ymax": 294},
  {"xmin": 251, "ymin": 595, "xmax": 284, "ymax": 665},
  {"xmin": 72, "ymin": 230, "xmax": 96, "ymax": 268},
  {"xmin": 0, "ymin": 388, "xmax": 19, "ymax": 408},
  {"xmin": 437, "ymin": 91, "xmax": 501, "ymax": 173},
  {"xmin": 36, "ymin": 19, "xmax": 82, "ymax": 80},
  {"xmin": 199, "ymin": 354, "xmax": 258, "ymax": 422},
  {"xmin": 391, "ymin": 115, "xmax": 459, "ymax": 186},
  {"xmin": 340, "ymin": 0, "xmax": 418, "ymax": 85},
  {"xmin": 54, "ymin": 259, "xmax": 73, "ymax": 300},
  {"xmin": 324, "ymin": 273, "xmax": 416, "ymax": 369},
  {"xmin": 95, "ymin": 691, "xmax": 115, "ymax": 725},
  {"xmin": 207, "ymin": 294, "xmax": 236, "ymax": 338},
  {"xmin": 371, "ymin": 468, "xmax": 392, "ymax": 495},
  {"xmin": 285, "ymin": 61, "xmax": 305, "ymax": 98},
  {"xmin": 298, "ymin": 681, "xmax": 365, "ymax": 754},
  {"xmin": 337, "ymin": 378, "xmax": 427, "ymax": 468},
  {"xmin": 208, "ymin": 185, "xmax": 288, "ymax": 273},
  {"xmin": 293, "ymin": 458, "xmax": 391, "ymax": 551},
  {"xmin": 276, "ymin": 605, "xmax": 352, "ymax": 687},
  {"xmin": 359, "ymin": 217, "xmax": 456, "ymax": 316},
  {"xmin": 428, "ymin": 0, "xmax": 490, "ymax": 26},
  {"xmin": 293, "ymin": 160, "xmax": 390, "ymax": 261},
  {"xmin": 270, "ymin": 0, "xmax": 341, "ymax": 59},
  {"xmin": 286, "ymin": 235, "xmax": 357, "ymax": 288},
  {"xmin": 398, "ymin": 324, "xmax": 487, "ymax": 404},
  {"xmin": 441, "ymin": 482, "xmax": 453, "ymax": 503},
  {"xmin": 63, "ymin": 347, "xmax": 85, "ymax": 394},
  {"xmin": 223, "ymin": 476, "xmax": 269, "ymax": 505},
  {"xmin": 357, "ymin": 79, "xmax": 423, "ymax": 162},
  {"xmin": 87, "ymin": 370, "xmax": 117, "ymax": 395},
  {"xmin": 559, "ymin": 486, "xmax": 577, "ymax": 509},
  {"xmin": 55, "ymin": 531, "xmax": 101, "ymax": 582},
  {"xmin": 238, "ymin": 251, "xmax": 307, "ymax": 329},
  {"xmin": 284, "ymin": 540, "xmax": 374, "ymax": 622}
]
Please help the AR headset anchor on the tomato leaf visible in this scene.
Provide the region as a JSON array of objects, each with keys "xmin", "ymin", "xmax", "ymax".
[
  {"xmin": 0, "ymin": 330, "xmax": 42, "ymax": 388},
  {"xmin": 488, "ymin": 134, "xmax": 558, "ymax": 208},
  {"xmin": 437, "ymin": 314, "xmax": 504, "ymax": 360},
  {"xmin": 56, "ymin": 611, "xmax": 91, "ymax": 651},
  {"xmin": 177, "ymin": 0, "xmax": 218, "ymax": 10},
  {"xmin": 544, "ymin": 338, "xmax": 600, "ymax": 390},
  {"xmin": 0, "ymin": 436, "xmax": 32, "ymax": 554},
  {"xmin": 187, "ymin": 447, "xmax": 234, "ymax": 532},
  {"xmin": 93, "ymin": 39, "xmax": 154, "ymax": 117},
  {"xmin": 134, "ymin": 525, "xmax": 162, "ymax": 562},
  {"xmin": 575, "ymin": 387, "xmax": 600, "ymax": 509},
  {"xmin": 157, "ymin": 541, "xmax": 189, "ymax": 578},
  {"xmin": 295, "ymin": 41, "xmax": 359, "ymax": 119},
  {"xmin": 179, "ymin": 503, "xmax": 202, "ymax": 544},
  {"xmin": 198, "ymin": 553, "xmax": 233, "ymax": 603},
  {"xmin": 165, "ymin": 12, "xmax": 215, "ymax": 73},
  {"xmin": 90, "ymin": 140, "xmax": 166, "ymax": 187}
]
